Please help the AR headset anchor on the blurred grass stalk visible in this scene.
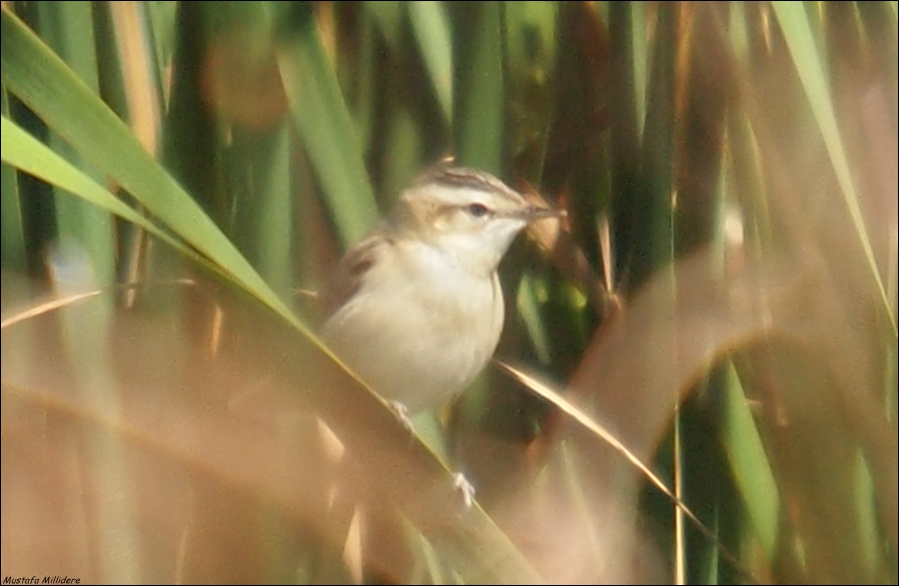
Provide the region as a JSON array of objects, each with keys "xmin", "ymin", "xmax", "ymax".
[{"xmin": 2, "ymin": 1, "xmax": 897, "ymax": 584}]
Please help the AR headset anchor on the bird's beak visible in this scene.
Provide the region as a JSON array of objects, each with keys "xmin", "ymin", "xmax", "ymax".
[{"xmin": 524, "ymin": 205, "xmax": 567, "ymax": 223}]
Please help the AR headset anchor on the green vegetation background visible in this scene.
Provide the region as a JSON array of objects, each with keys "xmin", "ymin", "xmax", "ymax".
[{"xmin": 1, "ymin": 2, "xmax": 896, "ymax": 584}]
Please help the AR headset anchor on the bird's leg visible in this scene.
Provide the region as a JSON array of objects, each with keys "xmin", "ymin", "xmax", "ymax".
[{"xmin": 389, "ymin": 400, "xmax": 475, "ymax": 509}]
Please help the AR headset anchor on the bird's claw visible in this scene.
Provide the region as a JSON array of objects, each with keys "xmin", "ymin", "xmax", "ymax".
[
  {"xmin": 453, "ymin": 472, "xmax": 475, "ymax": 509},
  {"xmin": 388, "ymin": 400, "xmax": 413, "ymax": 432}
]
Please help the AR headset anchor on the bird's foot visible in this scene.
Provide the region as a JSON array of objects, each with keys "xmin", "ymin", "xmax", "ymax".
[
  {"xmin": 388, "ymin": 400, "xmax": 413, "ymax": 433},
  {"xmin": 453, "ymin": 472, "xmax": 476, "ymax": 509}
]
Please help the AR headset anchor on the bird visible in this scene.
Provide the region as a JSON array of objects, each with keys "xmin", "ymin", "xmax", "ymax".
[{"xmin": 319, "ymin": 165, "xmax": 562, "ymax": 417}]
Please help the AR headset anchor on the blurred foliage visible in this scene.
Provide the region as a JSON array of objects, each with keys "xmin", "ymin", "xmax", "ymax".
[{"xmin": 1, "ymin": 1, "xmax": 897, "ymax": 584}]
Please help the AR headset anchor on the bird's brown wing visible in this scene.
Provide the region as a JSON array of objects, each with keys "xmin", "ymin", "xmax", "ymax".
[{"xmin": 322, "ymin": 231, "xmax": 394, "ymax": 318}]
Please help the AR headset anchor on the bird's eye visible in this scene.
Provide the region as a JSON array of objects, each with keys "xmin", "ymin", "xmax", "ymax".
[{"xmin": 466, "ymin": 203, "xmax": 490, "ymax": 217}]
